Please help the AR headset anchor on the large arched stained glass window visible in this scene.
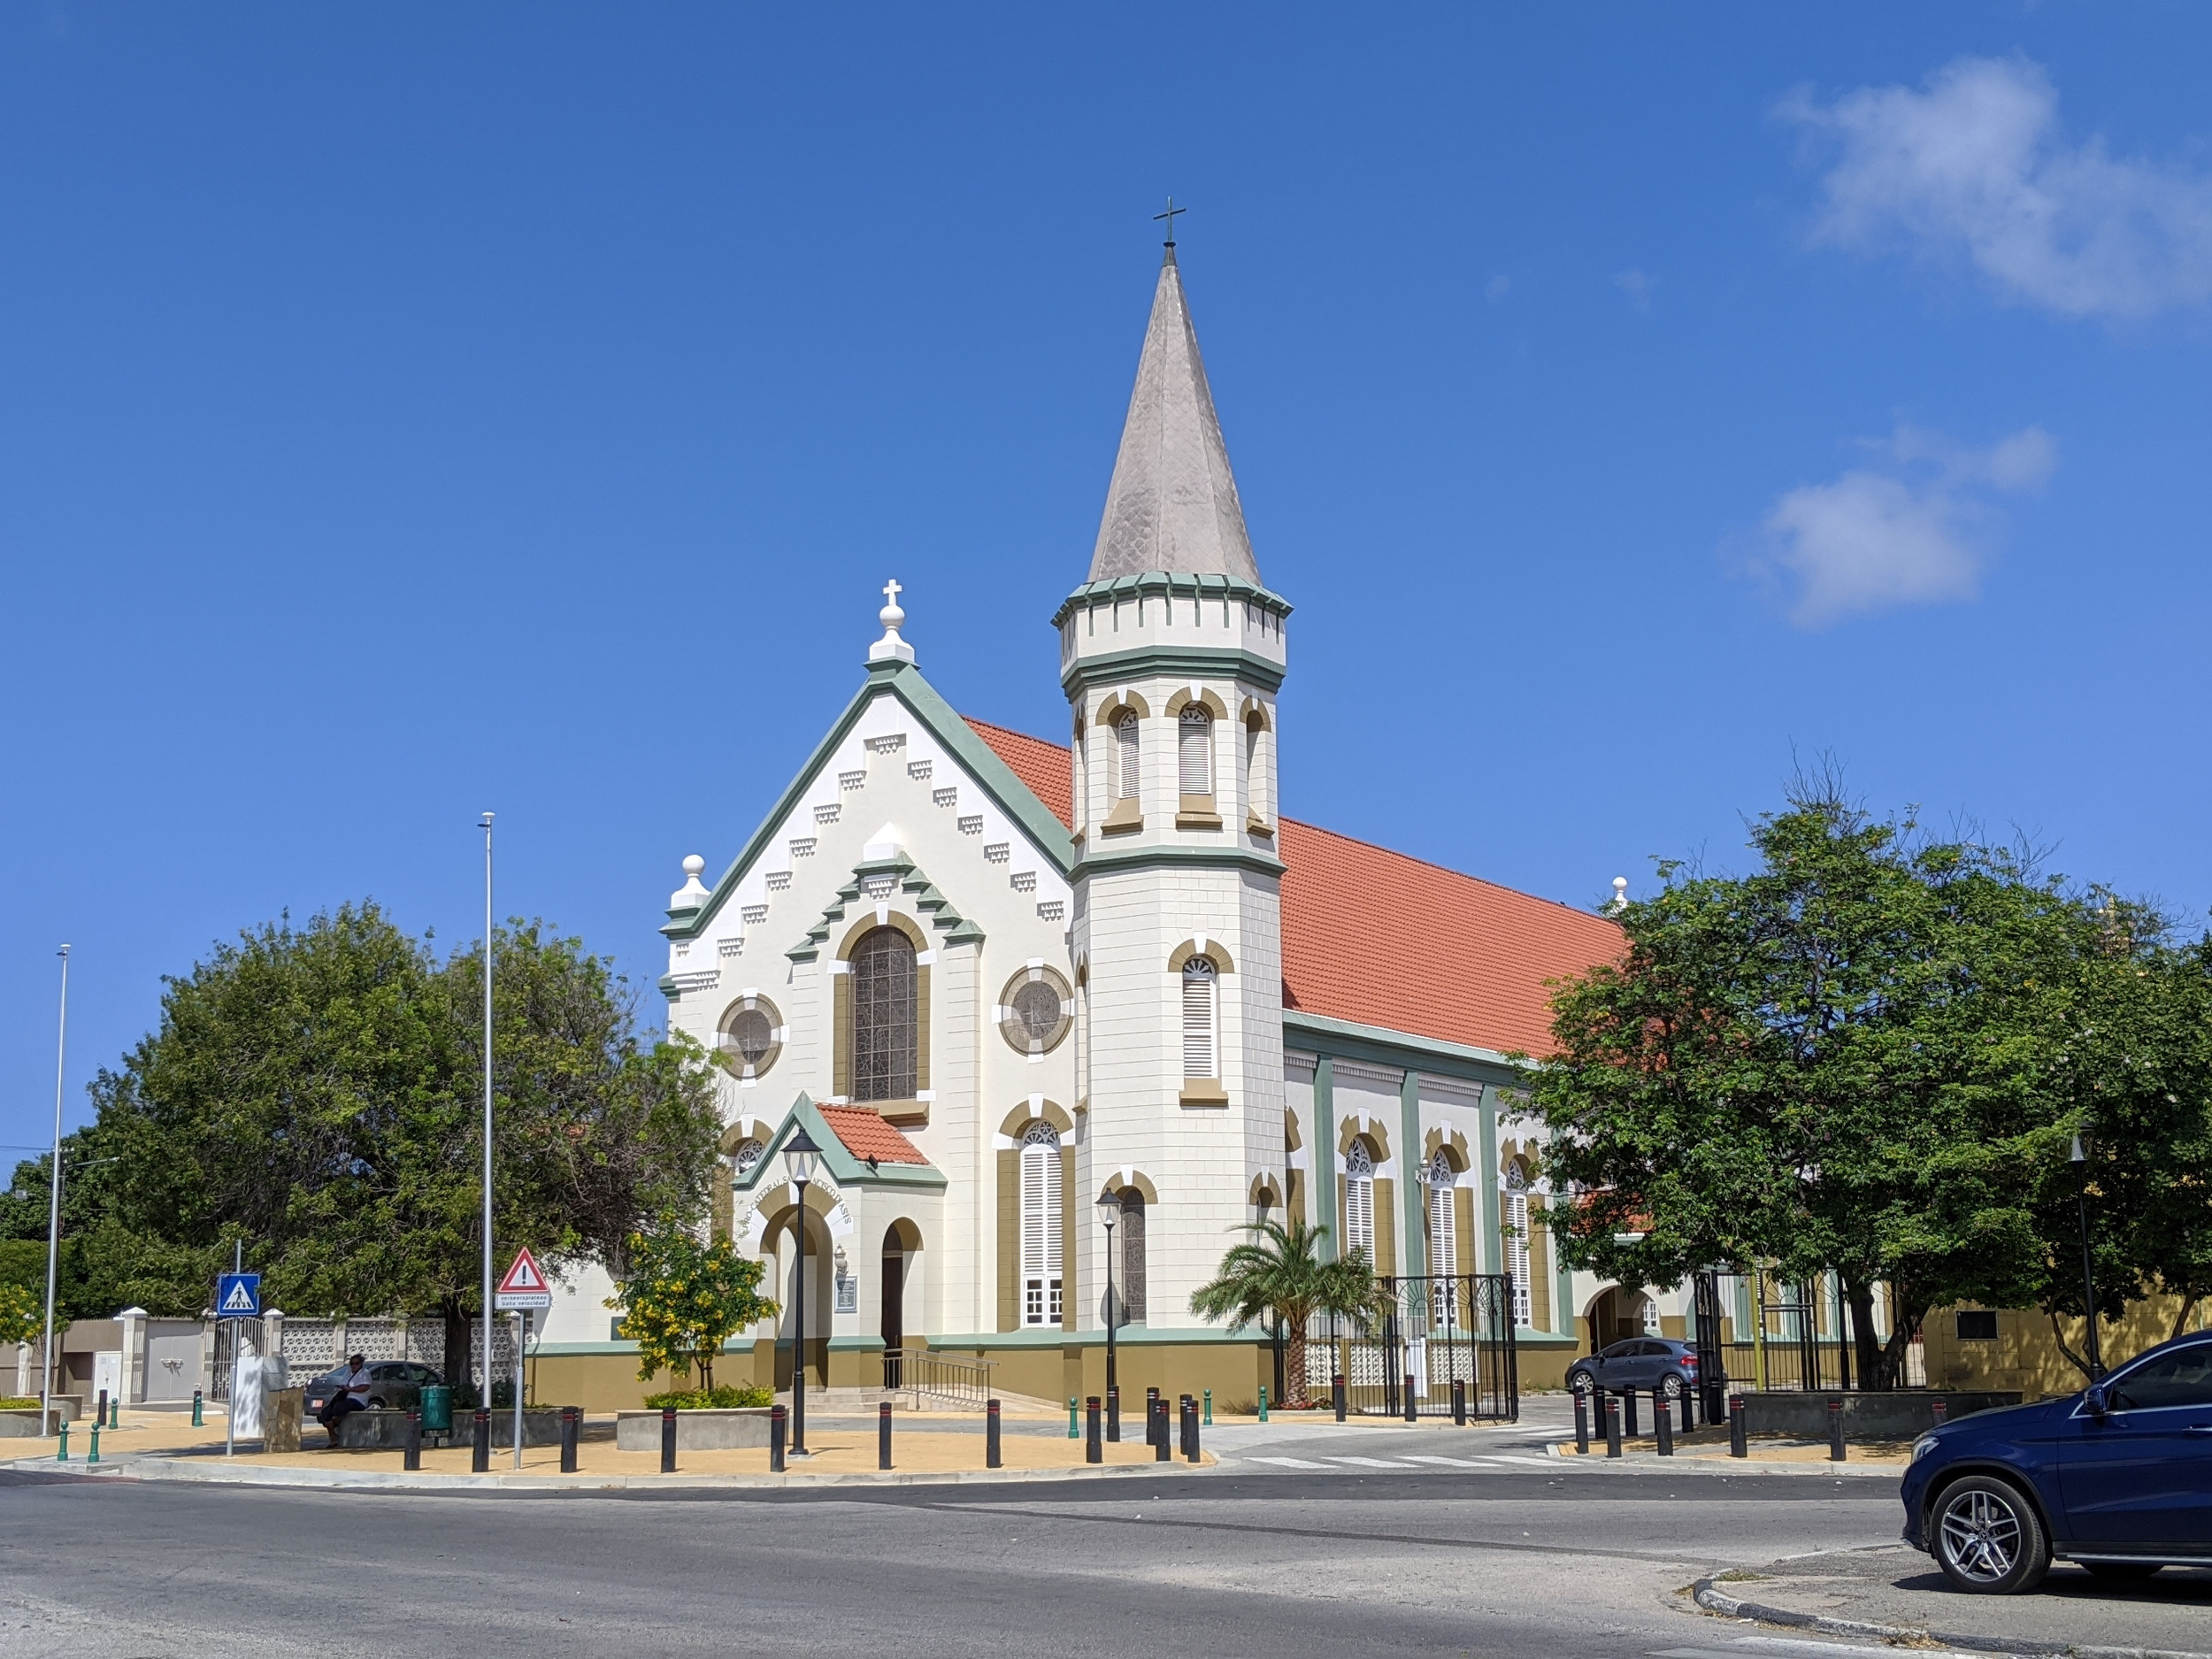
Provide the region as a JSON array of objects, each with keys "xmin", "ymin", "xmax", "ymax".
[{"xmin": 851, "ymin": 927, "xmax": 918, "ymax": 1102}]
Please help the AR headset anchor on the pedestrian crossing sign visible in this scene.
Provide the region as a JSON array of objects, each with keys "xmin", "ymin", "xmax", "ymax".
[{"xmin": 215, "ymin": 1272, "xmax": 261, "ymax": 1318}]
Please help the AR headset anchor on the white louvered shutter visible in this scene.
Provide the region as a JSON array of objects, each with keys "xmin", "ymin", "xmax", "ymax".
[
  {"xmin": 1116, "ymin": 711, "xmax": 1140, "ymax": 801},
  {"xmin": 1506, "ymin": 1182, "xmax": 1532, "ymax": 1326},
  {"xmin": 1428, "ymin": 1156, "xmax": 1456, "ymax": 1278},
  {"xmin": 1179, "ymin": 706, "xmax": 1212, "ymax": 795},
  {"xmin": 1344, "ymin": 1144, "xmax": 1374, "ymax": 1259},
  {"xmin": 1181, "ymin": 958, "xmax": 1217, "ymax": 1078},
  {"xmin": 1020, "ymin": 1125, "xmax": 1062, "ymax": 1326}
]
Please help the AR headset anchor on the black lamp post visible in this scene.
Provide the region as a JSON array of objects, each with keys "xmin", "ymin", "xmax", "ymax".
[
  {"xmin": 784, "ymin": 1123, "xmax": 821, "ymax": 1454},
  {"xmin": 1097, "ymin": 1192, "xmax": 1120, "ymax": 1394},
  {"xmin": 2072, "ymin": 1133, "xmax": 2102, "ymax": 1380}
]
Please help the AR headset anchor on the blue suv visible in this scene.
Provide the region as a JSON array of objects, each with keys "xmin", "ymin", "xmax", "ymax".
[{"xmin": 1902, "ymin": 1331, "xmax": 2212, "ymax": 1593}]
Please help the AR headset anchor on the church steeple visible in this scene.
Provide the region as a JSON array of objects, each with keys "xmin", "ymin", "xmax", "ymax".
[{"xmin": 1087, "ymin": 245, "xmax": 1261, "ymax": 586}]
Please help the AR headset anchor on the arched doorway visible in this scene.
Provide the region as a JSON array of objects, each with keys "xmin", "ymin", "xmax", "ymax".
[
  {"xmin": 881, "ymin": 1219, "xmax": 922, "ymax": 1386},
  {"xmin": 765, "ymin": 1203, "xmax": 833, "ymax": 1392}
]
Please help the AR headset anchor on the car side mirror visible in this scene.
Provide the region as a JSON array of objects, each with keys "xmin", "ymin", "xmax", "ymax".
[{"xmin": 2083, "ymin": 1384, "xmax": 2108, "ymax": 1417}]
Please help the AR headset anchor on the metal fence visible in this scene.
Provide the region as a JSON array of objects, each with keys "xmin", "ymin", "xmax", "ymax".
[
  {"xmin": 883, "ymin": 1348, "xmax": 995, "ymax": 1410},
  {"xmin": 1690, "ymin": 1272, "xmax": 1927, "ymax": 1407},
  {"xmin": 1304, "ymin": 1272, "xmax": 1518, "ymax": 1421}
]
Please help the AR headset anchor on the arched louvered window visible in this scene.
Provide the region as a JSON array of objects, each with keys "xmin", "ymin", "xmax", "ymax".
[
  {"xmin": 851, "ymin": 927, "xmax": 917, "ymax": 1102},
  {"xmin": 1343, "ymin": 1141, "xmax": 1376, "ymax": 1261},
  {"xmin": 732, "ymin": 1138, "xmax": 766, "ymax": 1179},
  {"xmin": 1426, "ymin": 1152, "xmax": 1457, "ymax": 1279},
  {"xmin": 1180, "ymin": 956, "xmax": 1217, "ymax": 1079},
  {"xmin": 1019, "ymin": 1122, "xmax": 1064, "ymax": 1326},
  {"xmin": 1242, "ymin": 716, "xmax": 1267, "ymax": 823},
  {"xmin": 1179, "ymin": 704, "xmax": 1213, "ymax": 795},
  {"xmin": 1118, "ymin": 1189, "xmax": 1147, "ymax": 1325},
  {"xmin": 1115, "ymin": 710, "xmax": 1141, "ymax": 801},
  {"xmin": 1503, "ymin": 1161, "xmax": 1533, "ymax": 1326}
]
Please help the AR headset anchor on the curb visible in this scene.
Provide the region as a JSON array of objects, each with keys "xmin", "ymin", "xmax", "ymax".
[
  {"xmin": 1692, "ymin": 1575, "xmax": 2212, "ymax": 1659},
  {"xmin": 1548, "ymin": 1445, "xmax": 1898, "ymax": 1478},
  {"xmin": 9, "ymin": 1453, "xmax": 1217, "ymax": 1494}
]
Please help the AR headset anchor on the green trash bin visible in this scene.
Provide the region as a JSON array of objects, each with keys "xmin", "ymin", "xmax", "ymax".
[{"xmin": 419, "ymin": 1385, "xmax": 453, "ymax": 1433}]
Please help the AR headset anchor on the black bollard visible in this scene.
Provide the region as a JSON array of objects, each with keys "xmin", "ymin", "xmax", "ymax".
[
  {"xmin": 472, "ymin": 1408, "xmax": 491, "ymax": 1472},
  {"xmin": 1403, "ymin": 1374, "xmax": 1418, "ymax": 1424},
  {"xmin": 1154, "ymin": 1399, "xmax": 1171, "ymax": 1462},
  {"xmin": 1183, "ymin": 1395, "xmax": 1201, "ymax": 1463},
  {"xmin": 1146, "ymin": 1386, "xmax": 1161, "ymax": 1448},
  {"xmin": 770, "ymin": 1403, "xmax": 787, "ymax": 1472},
  {"xmin": 1574, "ymin": 1391, "xmax": 1590, "ymax": 1454},
  {"xmin": 1603, "ymin": 1394, "xmax": 1623, "ymax": 1458},
  {"xmin": 559, "ymin": 1405, "xmax": 579, "ymax": 1473},
  {"xmin": 987, "ymin": 1398, "xmax": 1002, "ymax": 1469},
  {"xmin": 1655, "ymin": 1390, "xmax": 1674, "ymax": 1456},
  {"xmin": 660, "ymin": 1405, "xmax": 677, "ymax": 1474},
  {"xmin": 97, "ymin": 1389, "xmax": 109, "ymax": 1430},
  {"xmin": 403, "ymin": 1408, "xmax": 422, "ymax": 1471},
  {"xmin": 1333, "ymin": 1372, "xmax": 1348, "ymax": 1422},
  {"xmin": 1452, "ymin": 1378, "xmax": 1467, "ymax": 1427},
  {"xmin": 1106, "ymin": 1384, "xmax": 1121, "ymax": 1443},
  {"xmin": 1930, "ymin": 1397, "xmax": 1948, "ymax": 1426},
  {"xmin": 1623, "ymin": 1387, "xmax": 1640, "ymax": 1440},
  {"xmin": 1728, "ymin": 1393, "xmax": 1747, "ymax": 1458},
  {"xmin": 1828, "ymin": 1397, "xmax": 1847, "ymax": 1463},
  {"xmin": 880, "ymin": 1400, "xmax": 895, "ymax": 1471},
  {"xmin": 1084, "ymin": 1396, "xmax": 1102, "ymax": 1463}
]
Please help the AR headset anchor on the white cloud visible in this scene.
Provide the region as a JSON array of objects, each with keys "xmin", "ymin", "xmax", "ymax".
[
  {"xmin": 1781, "ymin": 56, "xmax": 2212, "ymax": 319},
  {"xmin": 1613, "ymin": 267, "xmax": 1653, "ymax": 310},
  {"xmin": 1751, "ymin": 425, "xmax": 2056, "ymax": 627},
  {"xmin": 1485, "ymin": 273, "xmax": 1511, "ymax": 302}
]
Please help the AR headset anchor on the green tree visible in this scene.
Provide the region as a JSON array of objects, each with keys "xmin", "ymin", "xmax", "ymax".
[
  {"xmin": 0, "ymin": 1280, "xmax": 44, "ymax": 1348},
  {"xmin": 65, "ymin": 903, "xmax": 723, "ymax": 1373},
  {"xmin": 1188, "ymin": 1218, "xmax": 1382, "ymax": 1406},
  {"xmin": 608, "ymin": 1225, "xmax": 777, "ymax": 1392},
  {"xmin": 1526, "ymin": 780, "xmax": 2210, "ymax": 1387}
]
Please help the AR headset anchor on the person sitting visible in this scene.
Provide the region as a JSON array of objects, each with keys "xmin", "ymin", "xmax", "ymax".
[{"xmin": 319, "ymin": 1355, "xmax": 373, "ymax": 1447}]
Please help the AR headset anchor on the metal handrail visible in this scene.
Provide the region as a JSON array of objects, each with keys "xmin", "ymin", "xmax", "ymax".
[{"xmin": 884, "ymin": 1348, "xmax": 995, "ymax": 1410}]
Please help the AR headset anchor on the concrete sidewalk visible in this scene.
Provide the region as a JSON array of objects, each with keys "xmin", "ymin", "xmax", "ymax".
[{"xmin": 1692, "ymin": 1544, "xmax": 2212, "ymax": 1658}]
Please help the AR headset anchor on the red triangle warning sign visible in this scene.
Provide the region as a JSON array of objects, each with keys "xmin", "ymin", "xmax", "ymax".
[{"xmin": 498, "ymin": 1247, "xmax": 549, "ymax": 1294}]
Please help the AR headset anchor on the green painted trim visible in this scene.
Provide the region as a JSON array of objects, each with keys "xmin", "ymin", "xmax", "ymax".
[
  {"xmin": 1478, "ymin": 1096, "xmax": 1502, "ymax": 1279},
  {"xmin": 663, "ymin": 660, "xmax": 1073, "ymax": 942},
  {"xmin": 1073, "ymin": 844, "xmax": 1286, "ymax": 879},
  {"xmin": 730, "ymin": 1093, "xmax": 949, "ymax": 1193},
  {"xmin": 1312, "ymin": 1056, "xmax": 1337, "ymax": 1263},
  {"xmin": 1060, "ymin": 643, "xmax": 1286, "ymax": 697},
  {"xmin": 1513, "ymin": 1331, "xmax": 1581, "ymax": 1348},
  {"xmin": 1283, "ymin": 1010, "xmax": 1526, "ymax": 1085},
  {"xmin": 785, "ymin": 852, "xmax": 983, "ymax": 963},
  {"xmin": 1554, "ymin": 1210, "xmax": 1575, "ymax": 1339},
  {"xmin": 1051, "ymin": 571, "xmax": 1294, "ymax": 629},
  {"xmin": 826, "ymin": 1336, "xmax": 886, "ymax": 1352},
  {"xmin": 1399, "ymin": 1067, "xmax": 1424, "ymax": 1278}
]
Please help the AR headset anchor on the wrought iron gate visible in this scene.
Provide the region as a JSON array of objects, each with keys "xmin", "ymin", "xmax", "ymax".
[{"xmin": 1304, "ymin": 1272, "xmax": 1518, "ymax": 1421}]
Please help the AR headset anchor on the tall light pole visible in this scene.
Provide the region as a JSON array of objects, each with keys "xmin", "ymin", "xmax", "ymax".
[
  {"xmin": 40, "ymin": 945, "xmax": 70, "ymax": 1432},
  {"xmin": 1096, "ymin": 1192, "xmax": 1119, "ymax": 1397},
  {"xmin": 480, "ymin": 813, "xmax": 495, "ymax": 1414},
  {"xmin": 2072, "ymin": 1134, "xmax": 2103, "ymax": 1380},
  {"xmin": 782, "ymin": 1124, "xmax": 820, "ymax": 1455}
]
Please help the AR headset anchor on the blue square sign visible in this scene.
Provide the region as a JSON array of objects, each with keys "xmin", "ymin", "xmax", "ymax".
[{"xmin": 215, "ymin": 1272, "xmax": 261, "ymax": 1318}]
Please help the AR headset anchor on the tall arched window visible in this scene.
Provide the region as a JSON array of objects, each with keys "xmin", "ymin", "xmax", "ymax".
[
  {"xmin": 1019, "ymin": 1122, "xmax": 1064, "ymax": 1326},
  {"xmin": 1343, "ymin": 1141, "xmax": 1376, "ymax": 1261},
  {"xmin": 1179, "ymin": 704, "xmax": 1213, "ymax": 795},
  {"xmin": 1180, "ymin": 956, "xmax": 1217, "ymax": 1079},
  {"xmin": 1118, "ymin": 1188, "xmax": 1147, "ymax": 1325},
  {"xmin": 1426, "ymin": 1151, "xmax": 1457, "ymax": 1279},
  {"xmin": 851, "ymin": 927, "xmax": 917, "ymax": 1102},
  {"xmin": 1242, "ymin": 715, "xmax": 1267, "ymax": 823},
  {"xmin": 1115, "ymin": 709, "xmax": 1141, "ymax": 801},
  {"xmin": 1503, "ymin": 1160, "xmax": 1532, "ymax": 1326}
]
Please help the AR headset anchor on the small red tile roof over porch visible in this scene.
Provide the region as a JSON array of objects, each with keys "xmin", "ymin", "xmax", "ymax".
[
  {"xmin": 964, "ymin": 718, "xmax": 1623, "ymax": 1058},
  {"xmin": 818, "ymin": 1106, "xmax": 931, "ymax": 1165}
]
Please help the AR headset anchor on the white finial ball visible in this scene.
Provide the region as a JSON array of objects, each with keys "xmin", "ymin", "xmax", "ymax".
[
  {"xmin": 683, "ymin": 854, "xmax": 706, "ymax": 879},
  {"xmin": 1611, "ymin": 876, "xmax": 1629, "ymax": 910}
]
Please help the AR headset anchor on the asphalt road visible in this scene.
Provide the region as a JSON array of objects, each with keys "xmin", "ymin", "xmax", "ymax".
[{"xmin": 0, "ymin": 1446, "xmax": 1903, "ymax": 1658}]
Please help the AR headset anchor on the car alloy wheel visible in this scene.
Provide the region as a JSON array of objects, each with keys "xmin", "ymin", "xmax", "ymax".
[
  {"xmin": 1933, "ymin": 1476, "xmax": 2049, "ymax": 1594},
  {"xmin": 1662, "ymin": 1373, "xmax": 1686, "ymax": 1398},
  {"xmin": 1570, "ymin": 1371, "xmax": 1595, "ymax": 1397}
]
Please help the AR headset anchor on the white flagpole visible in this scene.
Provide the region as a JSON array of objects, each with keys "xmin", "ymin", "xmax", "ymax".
[{"xmin": 40, "ymin": 945, "xmax": 69, "ymax": 1434}]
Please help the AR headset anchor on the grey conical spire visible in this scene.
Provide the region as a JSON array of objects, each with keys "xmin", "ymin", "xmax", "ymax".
[{"xmin": 1087, "ymin": 249, "xmax": 1261, "ymax": 585}]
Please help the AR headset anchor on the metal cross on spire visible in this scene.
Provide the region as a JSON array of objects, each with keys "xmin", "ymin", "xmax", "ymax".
[{"xmin": 1154, "ymin": 196, "xmax": 1186, "ymax": 247}]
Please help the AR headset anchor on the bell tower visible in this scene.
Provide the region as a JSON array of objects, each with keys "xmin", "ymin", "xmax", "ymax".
[{"xmin": 1058, "ymin": 227, "xmax": 1293, "ymax": 1333}]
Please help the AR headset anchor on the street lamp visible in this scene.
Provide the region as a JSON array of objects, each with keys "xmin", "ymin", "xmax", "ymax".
[
  {"xmin": 783, "ymin": 1124, "xmax": 821, "ymax": 1455},
  {"xmin": 2072, "ymin": 1133, "xmax": 2103, "ymax": 1379},
  {"xmin": 1096, "ymin": 1192, "xmax": 1120, "ymax": 1395}
]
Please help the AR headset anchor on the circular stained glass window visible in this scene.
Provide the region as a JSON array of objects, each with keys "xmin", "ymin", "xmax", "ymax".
[
  {"xmin": 998, "ymin": 966, "xmax": 1073, "ymax": 1056},
  {"xmin": 718, "ymin": 995, "xmax": 784, "ymax": 1079}
]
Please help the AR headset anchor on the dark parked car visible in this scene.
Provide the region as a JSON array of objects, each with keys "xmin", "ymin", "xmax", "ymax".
[
  {"xmin": 1566, "ymin": 1337, "xmax": 1701, "ymax": 1402},
  {"xmin": 1902, "ymin": 1331, "xmax": 2212, "ymax": 1593},
  {"xmin": 303, "ymin": 1361, "xmax": 443, "ymax": 1418}
]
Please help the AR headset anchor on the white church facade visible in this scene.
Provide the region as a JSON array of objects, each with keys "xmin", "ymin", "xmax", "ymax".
[{"xmin": 535, "ymin": 241, "xmax": 1640, "ymax": 1407}]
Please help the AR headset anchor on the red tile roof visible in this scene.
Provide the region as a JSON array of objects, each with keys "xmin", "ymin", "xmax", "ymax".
[
  {"xmin": 818, "ymin": 1106, "xmax": 931, "ymax": 1165},
  {"xmin": 964, "ymin": 717, "xmax": 1621, "ymax": 1057}
]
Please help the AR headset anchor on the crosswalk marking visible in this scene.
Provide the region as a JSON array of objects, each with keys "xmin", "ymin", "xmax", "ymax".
[
  {"xmin": 1245, "ymin": 1455, "xmax": 1328, "ymax": 1469},
  {"xmin": 1484, "ymin": 1454, "xmax": 1562, "ymax": 1466},
  {"xmin": 1402, "ymin": 1454, "xmax": 1501, "ymax": 1468},
  {"xmin": 1328, "ymin": 1455, "xmax": 1413, "ymax": 1468}
]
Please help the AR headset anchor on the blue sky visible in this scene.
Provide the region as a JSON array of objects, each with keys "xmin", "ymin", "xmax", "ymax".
[{"xmin": 4, "ymin": 4, "xmax": 2209, "ymax": 1158}]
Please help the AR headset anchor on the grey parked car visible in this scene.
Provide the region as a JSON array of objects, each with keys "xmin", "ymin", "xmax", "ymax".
[
  {"xmin": 1567, "ymin": 1338, "xmax": 1703, "ymax": 1402},
  {"xmin": 303, "ymin": 1360, "xmax": 442, "ymax": 1418}
]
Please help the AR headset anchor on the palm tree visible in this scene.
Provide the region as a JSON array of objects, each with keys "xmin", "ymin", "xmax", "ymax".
[{"xmin": 1188, "ymin": 1217, "xmax": 1382, "ymax": 1407}]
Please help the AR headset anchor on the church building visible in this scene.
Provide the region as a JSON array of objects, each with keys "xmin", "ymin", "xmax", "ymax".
[{"xmin": 540, "ymin": 236, "xmax": 1626, "ymax": 1406}]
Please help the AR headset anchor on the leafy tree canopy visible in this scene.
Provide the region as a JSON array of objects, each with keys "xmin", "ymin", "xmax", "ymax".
[
  {"xmin": 609, "ymin": 1224, "xmax": 777, "ymax": 1393},
  {"xmin": 1525, "ymin": 778, "xmax": 2212, "ymax": 1385},
  {"xmin": 1189, "ymin": 1217, "xmax": 1382, "ymax": 1406}
]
